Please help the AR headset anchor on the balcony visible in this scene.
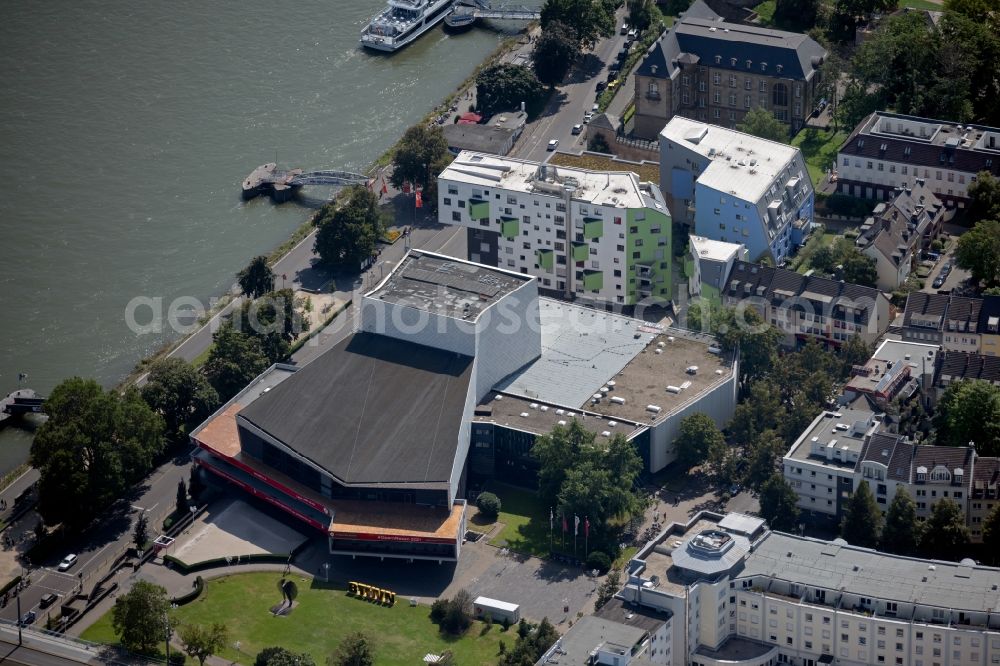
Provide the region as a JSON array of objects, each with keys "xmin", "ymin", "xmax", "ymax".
[
  {"xmin": 571, "ymin": 241, "xmax": 589, "ymax": 262},
  {"xmin": 536, "ymin": 248, "xmax": 554, "ymax": 270},
  {"xmin": 468, "ymin": 199, "xmax": 490, "ymax": 220},
  {"xmin": 583, "ymin": 217, "xmax": 603, "ymax": 239},
  {"xmin": 582, "ymin": 270, "xmax": 603, "ymax": 291},
  {"xmin": 500, "ymin": 216, "xmax": 519, "ymax": 239}
]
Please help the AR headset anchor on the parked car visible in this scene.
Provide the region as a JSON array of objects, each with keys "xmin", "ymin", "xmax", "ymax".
[
  {"xmin": 591, "ymin": 103, "xmax": 600, "ymax": 113},
  {"xmin": 584, "ymin": 111, "xmax": 594, "ymax": 123},
  {"xmin": 595, "ymin": 81, "xmax": 607, "ymax": 93},
  {"xmin": 627, "ymin": 28, "xmax": 638, "ymax": 41},
  {"xmin": 571, "ymin": 124, "xmax": 583, "ymax": 135},
  {"xmin": 19, "ymin": 610, "xmax": 36, "ymax": 627},
  {"xmin": 607, "ymin": 68, "xmax": 620, "ymax": 82},
  {"xmin": 941, "ymin": 262, "xmax": 952, "ymax": 274},
  {"xmin": 606, "ymin": 79, "xmax": 619, "ymax": 92},
  {"xmin": 547, "ymin": 139, "xmax": 559, "ymax": 151},
  {"xmin": 57, "ymin": 553, "xmax": 78, "ymax": 571},
  {"xmin": 39, "ymin": 593, "xmax": 58, "ymax": 609},
  {"xmin": 620, "ymin": 22, "xmax": 629, "ymax": 35},
  {"xmin": 933, "ymin": 276, "xmax": 945, "ymax": 289}
]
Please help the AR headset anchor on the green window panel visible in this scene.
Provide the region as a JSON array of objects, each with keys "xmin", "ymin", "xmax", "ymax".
[
  {"xmin": 583, "ymin": 270, "xmax": 604, "ymax": 291},
  {"xmin": 571, "ymin": 242, "xmax": 589, "ymax": 262},
  {"xmin": 469, "ymin": 199, "xmax": 490, "ymax": 220},
  {"xmin": 583, "ymin": 217, "xmax": 603, "ymax": 239},
  {"xmin": 536, "ymin": 248, "xmax": 554, "ymax": 270},
  {"xmin": 500, "ymin": 217, "xmax": 519, "ymax": 238}
]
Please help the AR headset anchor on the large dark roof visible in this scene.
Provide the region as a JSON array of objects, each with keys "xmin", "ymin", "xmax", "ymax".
[
  {"xmin": 238, "ymin": 333, "xmax": 473, "ymax": 487},
  {"xmin": 725, "ymin": 262, "xmax": 885, "ymax": 325},
  {"xmin": 978, "ymin": 295, "xmax": 1000, "ymax": 334},
  {"xmin": 912, "ymin": 445, "xmax": 975, "ymax": 486},
  {"xmin": 902, "ymin": 292, "xmax": 948, "ymax": 329},
  {"xmin": 839, "ymin": 112, "xmax": 1000, "ymax": 178},
  {"xmin": 937, "ymin": 351, "xmax": 1000, "ymax": 384},
  {"xmin": 859, "ymin": 433, "xmax": 912, "ymax": 482},
  {"xmin": 636, "ymin": 7, "xmax": 825, "ymax": 81}
]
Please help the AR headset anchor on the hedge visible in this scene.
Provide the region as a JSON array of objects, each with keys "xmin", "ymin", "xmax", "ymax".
[
  {"xmin": 171, "ymin": 576, "xmax": 205, "ymax": 606},
  {"xmin": 0, "ymin": 576, "xmax": 21, "ymax": 597},
  {"xmin": 163, "ymin": 552, "xmax": 292, "ymax": 574}
]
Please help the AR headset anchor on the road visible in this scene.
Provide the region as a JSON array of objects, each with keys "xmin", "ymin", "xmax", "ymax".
[
  {"xmin": 511, "ymin": 9, "xmax": 631, "ymax": 162},
  {"xmin": 0, "ymin": 459, "xmax": 190, "ymax": 630}
]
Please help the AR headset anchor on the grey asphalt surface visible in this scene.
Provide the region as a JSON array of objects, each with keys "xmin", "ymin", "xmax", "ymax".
[
  {"xmin": 511, "ymin": 9, "xmax": 631, "ymax": 162},
  {"xmin": 0, "ymin": 642, "xmax": 92, "ymax": 666}
]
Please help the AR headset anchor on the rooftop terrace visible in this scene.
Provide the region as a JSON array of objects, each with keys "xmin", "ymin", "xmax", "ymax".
[
  {"xmin": 440, "ymin": 151, "xmax": 665, "ymax": 210},
  {"xmin": 785, "ymin": 407, "xmax": 877, "ymax": 468}
]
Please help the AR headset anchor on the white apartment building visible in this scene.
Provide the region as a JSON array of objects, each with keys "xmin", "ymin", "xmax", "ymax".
[
  {"xmin": 437, "ymin": 151, "xmax": 673, "ymax": 306},
  {"xmin": 782, "ymin": 406, "xmax": 882, "ymax": 524},
  {"xmin": 687, "ymin": 235, "xmax": 746, "ymax": 304},
  {"xmin": 616, "ymin": 511, "xmax": 1000, "ymax": 666},
  {"xmin": 660, "ymin": 117, "xmax": 815, "ymax": 264},
  {"xmin": 837, "ymin": 112, "xmax": 1000, "ymax": 208}
]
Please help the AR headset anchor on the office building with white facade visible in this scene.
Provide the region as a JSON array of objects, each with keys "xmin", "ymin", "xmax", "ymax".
[
  {"xmin": 686, "ymin": 235, "xmax": 747, "ymax": 305},
  {"xmin": 660, "ymin": 116, "xmax": 814, "ymax": 264},
  {"xmin": 607, "ymin": 510, "xmax": 1000, "ymax": 666},
  {"xmin": 438, "ymin": 151, "xmax": 673, "ymax": 306},
  {"xmin": 837, "ymin": 111, "xmax": 1000, "ymax": 208}
]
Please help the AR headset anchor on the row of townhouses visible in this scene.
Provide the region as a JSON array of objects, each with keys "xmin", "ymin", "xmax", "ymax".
[
  {"xmin": 903, "ymin": 293, "xmax": 1000, "ymax": 356},
  {"xmin": 541, "ymin": 511, "xmax": 1000, "ymax": 666}
]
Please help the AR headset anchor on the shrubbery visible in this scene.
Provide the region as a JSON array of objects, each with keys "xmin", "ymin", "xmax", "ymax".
[
  {"xmin": 476, "ymin": 492, "xmax": 501, "ymax": 520},
  {"xmin": 585, "ymin": 551, "xmax": 611, "ymax": 574}
]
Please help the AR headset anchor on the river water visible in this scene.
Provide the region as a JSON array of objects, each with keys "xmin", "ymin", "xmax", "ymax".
[{"xmin": 0, "ymin": 0, "xmax": 519, "ymax": 473}]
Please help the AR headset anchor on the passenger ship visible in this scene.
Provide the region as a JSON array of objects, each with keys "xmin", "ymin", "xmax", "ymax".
[{"xmin": 360, "ymin": 0, "xmax": 455, "ymax": 52}]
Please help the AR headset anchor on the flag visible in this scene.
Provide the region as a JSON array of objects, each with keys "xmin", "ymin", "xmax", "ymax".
[
  {"xmin": 402, "ymin": 181, "xmax": 411, "ymax": 194},
  {"xmin": 415, "ymin": 190, "xmax": 423, "ymax": 208},
  {"xmin": 381, "ymin": 179, "xmax": 388, "ymax": 195},
  {"xmin": 574, "ymin": 514, "xmax": 580, "ymax": 536},
  {"xmin": 562, "ymin": 514, "xmax": 568, "ymax": 534},
  {"xmin": 585, "ymin": 516, "xmax": 590, "ymax": 538}
]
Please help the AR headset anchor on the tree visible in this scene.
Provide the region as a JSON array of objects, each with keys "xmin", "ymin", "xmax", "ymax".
[
  {"xmin": 674, "ymin": 413, "xmax": 725, "ymax": 470},
  {"xmin": 475, "ymin": 63, "xmax": 545, "ymax": 119},
  {"xmin": 840, "ymin": 481, "xmax": 882, "ymax": 548},
  {"xmin": 203, "ymin": 321, "xmax": 269, "ymax": 401},
  {"xmin": 744, "ymin": 430, "xmax": 785, "ymax": 489},
  {"xmin": 178, "ymin": 623, "xmax": 228, "ymax": 666},
  {"xmin": 532, "ymin": 420, "xmax": 595, "ymax": 505},
  {"xmin": 838, "ymin": 335, "xmax": 872, "ymax": 378},
  {"xmin": 328, "ymin": 632, "xmax": 375, "ymax": 666},
  {"xmin": 532, "ymin": 21, "xmax": 580, "ymax": 87},
  {"xmin": 737, "ymin": 108, "xmax": 788, "ymax": 143},
  {"xmin": 390, "ymin": 123, "xmax": 452, "ymax": 211},
  {"xmin": 476, "ymin": 491, "xmax": 501, "ymax": 520},
  {"xmin": 31, "ymin": 378, "xmax": 165, "ymax": 531},
  {"xmin": 141, "ymin": 358, "xmax": 219, "ymax": 442},
  {"xmin": 773, "ymin": 0, "xmax": 819, "ymax": 31},
  {"xmin": 255, "ymin": 647, "xmax": 316, "ymax": 666},
  {"xmin": 981, "ymin": 504, "xmax": 1000, "ymax": 565},
  {"xmin": 881, "ymin": 488, "xmax": 921, "ymax": 556},
  {"xmin": 235, "ymin": 288, "xmax": 308, "ymax": 364},
  {"xmin": 237, "ymin": 255, "xmax": 275, "ymax": 299},
  {"xmin": 811, "ymin": 245, "xmax": 836, "ymax": 273},
  {"xmin": 594, "ymin": 569, "xmax": 621, "ymax": 610},
  {"xmin": 967, "ymin": 172, "xmax": 1000, "ymax": 222},
  {"xmin": 314, "ymin": 186, "xmax": 385, "ymax": 273},
  {"xmin": 176, "ymin": 479, "xmax": 190, "ymax": 516},
  {"xmin": 934, "ymin": 379, "xmax": 1000, "ymax": 455},
  {"xmin": 920, "ymin": 498, "xmax": 971, "ymax": 560},
  {"xmin": 759, "ymin": 474, "xmax": 800, "ymax": 532},
  {"xmin": 706, "ymin": 437, "xmax": 737, "ymax": 487},
  {"xmin": 627, "ymin": 0, "xmax": 662, "ymax": 33},
  {"xmin": 840, "ymin": 250, "xmax": 878, "ymax": 287},
  {"xmin": 112, "ymin": 581, "xmax": 172, "ymax": 655},
  {"xmin": 434, "ymin": 589, "xmax": 473, "ymax": 636},
  {"xmin": 541, "ymin": 0, "xmax": 615, "ymax": 48},
  {"xmin": 134, "ymin": 512, "xmax": 149, "ymax": 552},
  {"xmin": 955, "ymin": 219, "xmax": 1000, "ymax": 288}
]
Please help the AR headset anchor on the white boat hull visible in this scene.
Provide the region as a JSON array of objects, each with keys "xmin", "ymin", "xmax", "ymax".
[{"xmin": 360, "ymin": 0, "xmax": 455, "ymax": 52}]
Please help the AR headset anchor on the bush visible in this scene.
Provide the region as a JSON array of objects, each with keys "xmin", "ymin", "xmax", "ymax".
[
  {"xmin": 476, "ymin": 492, "xmax": 502, "ymax": 520},
  {"xmin": 168, "ymin": 653, "xmax": 187, "ymax": 665},
  {"xmin": 586, "ymin": 551, "xmax": 612, "ymax": 574},
  {"xmin": 430, "ymin": 598, "xmax": 449, "ymax": 624}
]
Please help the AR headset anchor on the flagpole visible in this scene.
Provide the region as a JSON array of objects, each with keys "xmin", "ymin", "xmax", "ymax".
[
  {"xmin": 549, "ymin": 507, "xmax": 553, "ymax": 553},
  {"xmin": 585, "ymin": 516, "xmax": 589, "ymax": 558}
]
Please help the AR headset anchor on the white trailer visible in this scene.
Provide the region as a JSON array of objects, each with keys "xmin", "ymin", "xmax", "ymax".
[{"xmin": 473, "ymin": 596, "xmax": 520, "ymax": 624}]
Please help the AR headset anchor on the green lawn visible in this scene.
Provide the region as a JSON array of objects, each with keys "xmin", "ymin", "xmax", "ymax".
[
  {"xmin": 899, "ymin": 0, "xmax": 943, "ymax": 9},
  {"xmin": 789, "ymin": 231, "xmax": 838, "ymax": 274},
  {"xmin": 82, "ymin": 573, "xmax": 507, "ymax": 665},
  {"xmin": 753, "ymin": 0, "xmax": 776, "ymax": 25},
  {"xmin": 791, "ymin": 128, "xmax": 848, "ymax": 188},
  {"xmin": 484, "ymin": 482, "xmax": 554, "ymax": 557}
]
